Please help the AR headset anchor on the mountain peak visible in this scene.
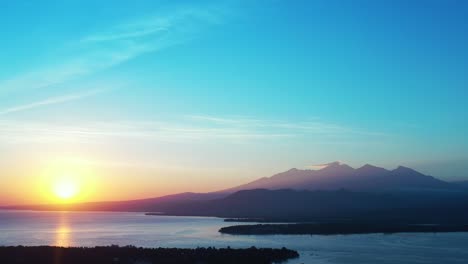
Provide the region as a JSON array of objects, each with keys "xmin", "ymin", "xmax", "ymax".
[
  {"xmin": 357, "ymin": 164, "xmax": 387, "ymax": 171},
  {"xmin": 321, "ymin": 161, "xmax": 350, "ymax": 169},
  {"xmin": 319, "ymin": 161, "xmax": 354, "ymax": 173},
  {"xmin": 361, "ymin": 163, "xmax": 377, "ymax": 168},
  {"xmin": 394, "ymin": 165, "xmax": 417, "ymax": 173},
  {"xmin": 356, "ymin": 164, "xmax": 389, "ymax": 176},
  {"xmin": 327, "ymin": 161, "xmax": 343, "ymax": 167},
  {"xmin": 307, "ymin": 161, "xmax": 353, "ymax": 171}
]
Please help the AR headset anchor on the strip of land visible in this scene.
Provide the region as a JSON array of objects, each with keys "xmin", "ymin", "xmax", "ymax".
[
  {"xmin": 224, "ymin": 218, "xmax": 284, "ymax": 223},
  {"xmin": 219, "ymin": 223, "xmax": 468, "ymax": 235},
  {"xmin": 0, "ymin": 246, "xmax": 298, "ymax": 264}
]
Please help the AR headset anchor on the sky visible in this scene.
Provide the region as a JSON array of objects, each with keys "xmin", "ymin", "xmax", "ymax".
[{"xmin": 1, "ymin": 0, "xmax": 468, "ymax": 205}]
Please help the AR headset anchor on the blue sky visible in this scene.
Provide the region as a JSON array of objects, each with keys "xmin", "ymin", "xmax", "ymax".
[{"xmin": 1, "ymin": 0, "xmax": 467, "ymax": 202}]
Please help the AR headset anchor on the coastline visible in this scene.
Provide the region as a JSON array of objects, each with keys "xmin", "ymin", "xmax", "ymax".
[{"xmin": 219, "ymin": 223, "xmax": 468, "ymax": 235}]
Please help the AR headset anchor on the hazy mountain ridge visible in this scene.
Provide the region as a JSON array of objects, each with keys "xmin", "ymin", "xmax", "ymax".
[{"xmin": 224, "ymin": 162, "xmax": 455, "ymax": 192}]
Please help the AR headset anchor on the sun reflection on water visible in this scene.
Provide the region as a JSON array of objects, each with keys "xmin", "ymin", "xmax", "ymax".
[{"xmin": 55, "ymin": 212, "xmax": 71, "ymax": 247}]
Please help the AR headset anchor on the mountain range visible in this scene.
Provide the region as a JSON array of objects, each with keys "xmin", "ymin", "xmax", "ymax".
[
  {"xmin": 3, "ymin": 162, "xmax": 468, "ymax": 222},
  {"xmin": 223, "ymin": 162, "xmax": 455, "ymax": 192}
]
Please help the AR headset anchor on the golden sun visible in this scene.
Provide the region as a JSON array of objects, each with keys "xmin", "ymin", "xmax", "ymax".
[{"xmin": 53, "ymin": 177, "xmax": 79, "ymax": 200}]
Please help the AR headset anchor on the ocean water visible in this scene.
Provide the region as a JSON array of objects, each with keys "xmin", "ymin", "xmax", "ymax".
[{"xmin": 0, "ymin": 210, "xmax": 467, "ymax": 263}]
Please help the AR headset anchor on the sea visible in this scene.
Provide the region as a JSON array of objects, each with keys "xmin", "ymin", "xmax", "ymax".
[{"xmin": 0, "ymin": 210, "xmax": 467, "ymax": 263}]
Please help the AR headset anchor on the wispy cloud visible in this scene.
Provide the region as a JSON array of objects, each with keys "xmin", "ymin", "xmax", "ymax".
[
  {"xmin": 0, "ymin": 114, "xmax": 386, "ymax": 144},
  {"xmin": 0, "ymin": 4, "xmax": 229, "ymax": 92},
  {"xmin": 188, "ymin": 114, "xmax": 385, "ymax": 137},
  {"xmin": 0, "ymin": 89, "xmax": 105, "ymax": 115},
  {"xmin": 306, "ymin": 161, "xmax": 346, "ymax": 170},
  {"xmin": 80, "ymin": 7, "xmax": 225, "ymax": 43}
]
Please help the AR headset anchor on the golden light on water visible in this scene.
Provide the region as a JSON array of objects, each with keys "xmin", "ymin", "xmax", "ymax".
[{"xmin": 55, "ymin": 212, "xmax": 71, "ymax": 247}]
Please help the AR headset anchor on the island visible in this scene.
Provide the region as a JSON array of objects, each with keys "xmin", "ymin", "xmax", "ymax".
[
  {"xmin": 0, "ymin": 245, "xmax": 299, "ymax": 264},
  {"xmin": 219, "ymin": 223, "xmax": 468, "ymax": 235}
]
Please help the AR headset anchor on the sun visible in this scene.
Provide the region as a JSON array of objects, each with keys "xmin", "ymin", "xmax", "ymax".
[
  {"xmin": 53, "ymin": 177, "xmax": 79, "ymax": 200},
  {"xmin": 41, "ymin": 162, "xmax": 95, "ymax": 204}
]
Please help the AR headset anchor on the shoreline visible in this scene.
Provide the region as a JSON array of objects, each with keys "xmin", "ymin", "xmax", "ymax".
[{"xmin": 219, "ymin": 223, "xmax": 468, "ymax": 235}]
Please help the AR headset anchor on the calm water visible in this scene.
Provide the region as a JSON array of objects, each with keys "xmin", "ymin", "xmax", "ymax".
[{"xmin": 1, "ymin": 210, "xmax": 467, "ymax": 263}]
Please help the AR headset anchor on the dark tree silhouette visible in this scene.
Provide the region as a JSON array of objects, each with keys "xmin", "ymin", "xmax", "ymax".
[{"xmin": 0, "ymin": 245, "xmax": 299, "ymax": 264}]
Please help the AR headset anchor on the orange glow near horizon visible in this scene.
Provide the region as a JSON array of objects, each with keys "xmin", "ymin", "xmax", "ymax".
[
  {"xmin": 35, "ymin": 160, "xmax": 98, "ymax": 204},
  {"xmin": 0, "ymin": 156, "xmax": 252, "ymax": 206}
]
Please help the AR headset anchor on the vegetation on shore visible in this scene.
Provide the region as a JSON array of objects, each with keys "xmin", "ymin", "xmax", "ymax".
[
  {"xmin": 223, "ymin": 218, "xmax": 309, "ymax": 223},
  {"xmin": 0, "ymin": 245, "xmax": 299, "ymax": 264},
  {"xmin": 219, "ymin": 223, "xmax": 468, "ymax": 235}
]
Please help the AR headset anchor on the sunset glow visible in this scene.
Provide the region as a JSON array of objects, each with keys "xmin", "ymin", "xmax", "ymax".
[
  {"xmin": 1, "ymin": 2, "xmax": 468, "ymax": 263},
  {"xmin": 0, "ymin": 0, "xmax": 467, "ymax": 207},
  {"xmin": 52, "ymin": 176, "xmax": 79, "ymax": 201}
]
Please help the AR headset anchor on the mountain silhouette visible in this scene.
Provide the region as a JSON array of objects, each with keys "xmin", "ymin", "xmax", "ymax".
[
  {"xmin": 3, "ymin": 162, "xmax": 465, "ymax": 217},
  {"xmin": 223, "ymin": 162, "xmax": 453, "ymax": 192}
]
